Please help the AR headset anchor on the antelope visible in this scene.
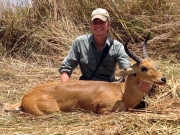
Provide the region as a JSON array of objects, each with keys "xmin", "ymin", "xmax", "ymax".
[{"xmin": 3, "ymin": 33, "xmax": 166, "ymax": 116}]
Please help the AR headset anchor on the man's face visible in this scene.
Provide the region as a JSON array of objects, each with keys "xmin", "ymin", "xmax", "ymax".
[{"xmin": 90, "ymin": 18, "xmax": 111, "ymax": 36}]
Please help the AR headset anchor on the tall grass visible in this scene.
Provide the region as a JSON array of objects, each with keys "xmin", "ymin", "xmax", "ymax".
[{"xmin": 0, "ymin": 0, "xmax": 180, "ymax": 59}]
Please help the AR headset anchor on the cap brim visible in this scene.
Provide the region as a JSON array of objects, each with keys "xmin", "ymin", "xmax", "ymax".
[{"xmin": 91, "ymin": 15, "xmax": 107, "ymax": 22}]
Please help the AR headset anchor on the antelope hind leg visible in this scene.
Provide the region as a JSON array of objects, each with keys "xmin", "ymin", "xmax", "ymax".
[{"xmin": 22, "ymin": 95, "xmax": 60, "ymax": 116}]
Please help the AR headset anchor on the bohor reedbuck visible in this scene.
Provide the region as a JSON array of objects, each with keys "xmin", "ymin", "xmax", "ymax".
[{"xmin": 4, "ymin": 33, "xmax": 166, "ymax": 116}]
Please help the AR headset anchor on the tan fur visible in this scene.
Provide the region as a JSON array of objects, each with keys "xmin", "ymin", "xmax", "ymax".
[{"xmin": 4, "ymin": 58, "xmax": 166, "ymax": 116}]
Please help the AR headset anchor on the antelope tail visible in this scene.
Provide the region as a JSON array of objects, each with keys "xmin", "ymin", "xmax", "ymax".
[{"xmin": 3, "ymin": 102, "xmax": 22, "ymax": 111}]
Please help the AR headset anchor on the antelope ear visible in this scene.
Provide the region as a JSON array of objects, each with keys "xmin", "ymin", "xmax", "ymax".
[{"xmin": 116, "ymin": 67, "xmax": 135, "ymax": 76}]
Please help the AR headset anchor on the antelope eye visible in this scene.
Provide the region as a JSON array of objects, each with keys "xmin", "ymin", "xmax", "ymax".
[{"xmin": 141, "ymin": 67, "xmax": 148, "ymax": 72}]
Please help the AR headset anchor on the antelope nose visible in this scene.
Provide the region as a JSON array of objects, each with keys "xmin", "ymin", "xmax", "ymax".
[{"xmin": 161, "ymin": 77, "xmax": 166, "ymax": 83}]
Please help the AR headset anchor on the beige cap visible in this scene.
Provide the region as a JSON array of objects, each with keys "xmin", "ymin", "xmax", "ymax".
[{"xmin": 91, "ymin": 8, "xmax": 110, "ymax": 22}]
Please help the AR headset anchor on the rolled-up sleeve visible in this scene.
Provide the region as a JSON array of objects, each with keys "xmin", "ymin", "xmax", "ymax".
[{"xmin": 58, "ymin": 40, "xmax": 79, "ymax": 76}]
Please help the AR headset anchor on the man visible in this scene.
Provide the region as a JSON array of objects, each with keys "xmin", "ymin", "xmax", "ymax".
[
  {"xmin": 59, "ymin": 8, "xmax": 150, "ymax": 93},
  {"xmin": 59, "ymin": 8, "xmax": 130, "ymax": 82}
]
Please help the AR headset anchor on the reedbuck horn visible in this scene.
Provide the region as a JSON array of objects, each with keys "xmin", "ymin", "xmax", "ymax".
[
  {"xmin": 124, "ymin": 38, "xmax": 143, "ymax": 63},
  {"xmin": 124, "ymin": 33, "xmax": 151, "ymax": 63},
  {"xmin": 142, "ymin": 33, "xmax": 150, "ymax": 58}
]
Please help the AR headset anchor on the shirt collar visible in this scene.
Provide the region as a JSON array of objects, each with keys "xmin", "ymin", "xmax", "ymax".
[{"xmin": 90, "ymin": 34, "xmax": 111, "ymax": 47}]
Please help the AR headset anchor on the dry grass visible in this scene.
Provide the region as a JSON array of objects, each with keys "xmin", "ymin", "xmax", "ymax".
[
  {"xmin": 0, "ymin": 49, "xmax": 180, "ymax": 135},
  {"xmin": 0, "ymin": 0, "xmax": 180, "ymax": 134}
]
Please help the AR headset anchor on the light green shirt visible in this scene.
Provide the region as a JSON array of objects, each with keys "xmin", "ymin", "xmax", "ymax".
[{"xmin": 59, "ymin": 34, "xmax": 131, "ymax": 82}]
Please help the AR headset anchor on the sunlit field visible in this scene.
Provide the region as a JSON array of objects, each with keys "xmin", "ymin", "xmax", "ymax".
[{"xmin": 0, "ymin": 0, "xmax": 180, "ymax": 134}]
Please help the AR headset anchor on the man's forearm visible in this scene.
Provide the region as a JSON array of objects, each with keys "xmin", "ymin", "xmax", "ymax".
[{"xmin": 61, "ymin": 72, "xmax": 70, "ymax": 82}]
